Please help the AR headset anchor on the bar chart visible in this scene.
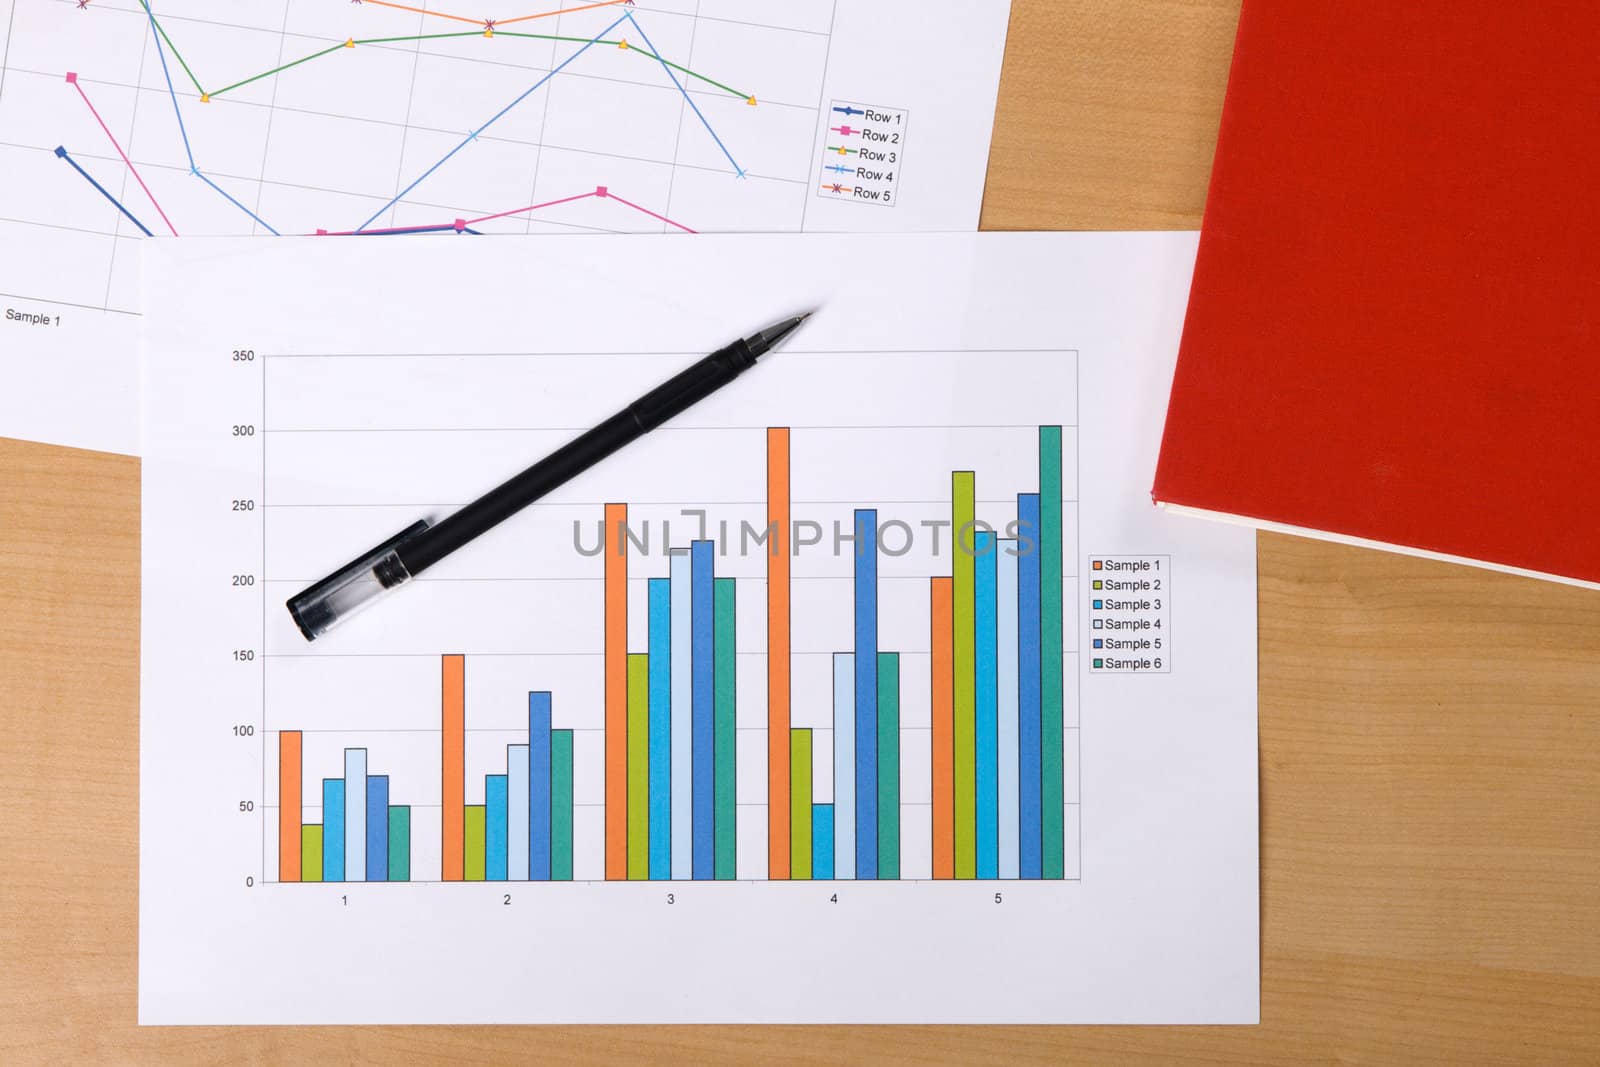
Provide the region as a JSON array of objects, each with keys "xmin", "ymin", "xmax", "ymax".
[
  {"xmin": 139, "ymin": 232, "xmax": 1262, "ymax": 1023},
  {"xmin": 264, "ymin": 413, "xmax": 1080, "ymax": 884}
]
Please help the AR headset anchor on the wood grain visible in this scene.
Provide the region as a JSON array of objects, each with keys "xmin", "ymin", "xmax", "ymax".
[{"xmin": 4, "ymin": 0, "xmax": 1598, "ymax": 1060}]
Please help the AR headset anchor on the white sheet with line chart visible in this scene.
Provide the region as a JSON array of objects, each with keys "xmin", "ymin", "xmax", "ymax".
[
  {"xmin": 139, "ymin": 232, "xmax": 1259, "ymax": 1023},
  {"xmin": 0, "ymin": 0, "xmax": 1012, "ymax": 455}
]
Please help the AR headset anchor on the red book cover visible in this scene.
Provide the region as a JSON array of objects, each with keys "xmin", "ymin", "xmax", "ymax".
[{"xmin": 1152, "ymin": 1, "xmax": 1600, "ymax": 587}]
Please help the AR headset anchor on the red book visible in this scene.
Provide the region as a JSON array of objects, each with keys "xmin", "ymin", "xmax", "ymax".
[{"xmin": 1152, "ymin": 1, "xmax": 1600, "ymax": 588}]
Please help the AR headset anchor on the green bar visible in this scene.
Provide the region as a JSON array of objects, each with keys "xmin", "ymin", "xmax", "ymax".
[
  {"xmin": 465, "ymin": 805, "xmax": 486, "ymax": 881},
  {"xmin": 790, "ymin": 729, "xmax": 812, "ymax": 880},
  {"xmin": 1040, "ymin": 427, "xmax": 1065, "ymax": 879},
  {"xmin": 877, "ymin": 652, "xmax": 901, "ymax": 879},
  {"xmin": 388, "ymin": 806, "xmax": 410, "ymax": 882},
  {"xmin": 552, "ymin": 731, "xmax": 574, "ymax": 881},
  {"xmin": 714, "ymin": 578, "xmax": 737, "ymax": 879},
  {"xmin": 952, "ymin": 470, "xmax": 977, "ymax": 878},
  {"xmin": 301, "ymin": 825, "xmax": 322, "ymax": 883},
  {"xmin": 627, "ymin": 653, "xmax": 650, "ymax": 880}
]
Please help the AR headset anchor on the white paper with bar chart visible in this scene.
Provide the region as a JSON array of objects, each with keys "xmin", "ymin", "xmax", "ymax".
[{"xmin": 138, "ymin": 231, "xmax": 1259, "ymax": 1024}]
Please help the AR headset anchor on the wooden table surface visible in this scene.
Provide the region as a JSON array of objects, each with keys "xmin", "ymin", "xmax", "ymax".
[{"xmin": 3, "ymin": 1, "xmax": 1598, "ymax": 1061}]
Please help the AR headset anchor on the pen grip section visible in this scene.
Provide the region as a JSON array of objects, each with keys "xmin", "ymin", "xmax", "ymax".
[{"xmin": 627, "ymin": 341, "xmax": 752, "ymax": 432}]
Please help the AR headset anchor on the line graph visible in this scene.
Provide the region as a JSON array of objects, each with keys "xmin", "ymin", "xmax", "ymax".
[
  {"xmin": 0, "ymin": 0, "xmax": 1016, "ymax": 456},
  {"xmin": 3, "ymin": 0, "xmax": 853, "ymax": 314}
]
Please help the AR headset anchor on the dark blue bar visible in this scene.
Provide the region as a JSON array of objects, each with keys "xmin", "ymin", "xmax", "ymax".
[
  {"xmin": 1017, "ymin": 494, "xmax": 1044, "ymax": 879},
  {"xmin": 647, "ymin": 578, "xmax": 672, "ymax": 880},
  {"xmin": 529, "ymin": 692, "xmax": 553, "ymax": 881},
  {"xmin": 366, "ymin": 775, "xmax": 389, "ymax": 882},
  {"xmin": 814, "ymin": 803, "xmax": 835, "ymax": 880},
  {"xmin": 853, "ymin": 509, "xmax": 879, "ymax": 879},
  {"xmin": 322, "ymin": 779, "xmax": 345, "ymax": 883},
  {"xmin": 691, "ymin": 540, "xmax": 715, "ymax": 879}
]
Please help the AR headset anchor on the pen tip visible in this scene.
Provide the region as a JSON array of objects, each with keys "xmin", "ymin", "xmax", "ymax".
[{"xmin": 748, "ymin": 312, "xmax": 813, "ymax": 357}]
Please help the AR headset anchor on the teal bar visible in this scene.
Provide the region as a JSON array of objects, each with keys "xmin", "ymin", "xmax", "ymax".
[{"xmin": 1040, "ymin": 426, "xmax": 1065, "ymax": 879}]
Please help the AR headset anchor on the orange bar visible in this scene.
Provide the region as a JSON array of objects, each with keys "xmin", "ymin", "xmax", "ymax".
[
  {"xmin": 442, "ymin": 654, "xmax": 465, "ymax": 881},
  {"xmin": 766, "ymin": 428, "xmax": 791, "ymax": 879},
  {"xmin": 604, "ymin": 503, "xmax": 628, "ymax": 881},
  {"xmin": 931, "ymin": 578, "xmax": 955, "ymax": 879},
  {"xmin": 278, "ymin": 731, "xmax": 302, "ymax": 882}
]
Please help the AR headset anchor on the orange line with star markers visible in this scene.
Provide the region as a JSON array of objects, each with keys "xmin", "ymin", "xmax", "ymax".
[{"xmin": 355, "ymin": 0, "xmax": 632, "ymax": 29}]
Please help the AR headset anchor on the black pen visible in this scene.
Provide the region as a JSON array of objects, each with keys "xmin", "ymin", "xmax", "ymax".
[{"xmin": 287, "ymin": 312, "xmax": 811, "ymax": 640}]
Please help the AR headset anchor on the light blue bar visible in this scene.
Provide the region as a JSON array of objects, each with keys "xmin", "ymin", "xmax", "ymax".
[
  {"xmin": 486, "ymin": 774, "xmax": 508, "ymax": 881},
  {"xmin": 997, "ymin": 540, "xmax": 1021, "ymax": 879},
  {"xmin": 344, "ymin": 749, "xmax": 367, "ymax": 883},
  {"xmin": 691, "ymin": 540, "xmax": 715, "ymax": 880},
  {"xmin": 648, "ymin": 577, "xmax": 672, "ymax": 879},
  {"xmin": 832, "ymin": 653, "xmax": 855, "ymax": 881},
  {"xmin": 813, "ymin": 804, "xmax": 835, "ymax": 880},
  {"xmin": 508, "ymin": 745, "xmax": 529, "ymax": 880},
  {"xmin": 529, "ymin": 693, "xmax": 552, "ymax": 881},
  {"xmin": 669, "ymin": 548, "xmax": 692, "ymax": 880},
  {"xmin": 322, "ymin": 779, "xmax": 345, "ymax": 882},
  {"xmin": 975, "ymin": 531, "xmax": 999, "ymax": 880}
]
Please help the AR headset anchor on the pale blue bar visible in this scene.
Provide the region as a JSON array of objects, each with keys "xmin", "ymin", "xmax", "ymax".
[
  {"xmin": 648, "ymin": 578, "xmax": 672, "ymax": 880},
  {"xmin": 975, "ymin": 531, "xmax": 999, "ymax": 880},
  {"xmin": 508, "ymin": 745, "xmax": 529, "ymax": 880},
  {"xmin": 832, "ymin": 652, "xmax": 855, "ymax": 880},
  {"xmin": 997, "ymin": 540, "xmax": 1021, "ymax": 879},
  {"xmin": 344, "ymin": 748, "xmax": 367, "ymax": 883},
  {"xmin": 669, "ymin": 548, "xmax": 693, "ymax": 880}
]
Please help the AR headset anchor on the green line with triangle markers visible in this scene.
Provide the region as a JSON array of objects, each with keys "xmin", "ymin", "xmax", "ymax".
[
  {"xmin": 137, "ymin": 1, "xmax": 205, "ymax": 96},
  {"xmin": 496, "ymin": 32, "xmax": 750, "ymax": 99},
  {"xmin": 209, "ymin": 41, "xmax": 349, "ymax": 99},
  {"xmin": 125, "ymin": 9, "xmax": 751, "ymax": 105}
]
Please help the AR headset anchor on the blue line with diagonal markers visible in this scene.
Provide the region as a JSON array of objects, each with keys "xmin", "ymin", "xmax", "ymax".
[
  {"xmin": 54, "ymin": 146, "xmax": 154, "ymax": 237},
  {"xmin": 624, "ymin": 12, "xmax": 743, "ymax": 177},
  {"xmin": 195, "ymin": 171, "xmax": 281, "ymax": 235},
  {"xmin": 139, "ymin": 0, "xmax": 193, "ymax": 169},
  {"xmin": 354, "ymin": 10, "xmax": 633, "ymax": 232},
  {"xmin": 141, "ymin": 0, "xmax": 280, "ymax": 235}
]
